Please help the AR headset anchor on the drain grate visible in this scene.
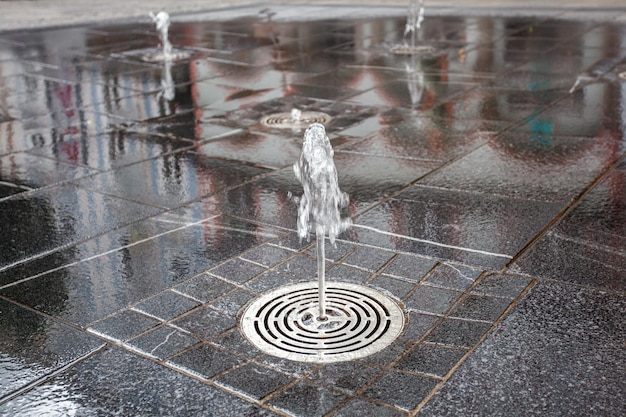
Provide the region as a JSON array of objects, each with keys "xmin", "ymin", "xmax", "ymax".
[
  {"xmin": 259, "ymin": 111, "xmax": 332, "ymax": 129},
  {"xmin": 240, "ymin": 282, "xmax": 405, "ymax": 363}
]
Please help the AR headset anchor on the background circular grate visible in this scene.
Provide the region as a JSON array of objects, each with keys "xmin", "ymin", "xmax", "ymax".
[
  {"xmin": 259, "ymin": 111, "xmax": 332, "ymax": 129},
  {"xmin": 240, "ymin": 281, "xmax": 405, "ymax": 363}
]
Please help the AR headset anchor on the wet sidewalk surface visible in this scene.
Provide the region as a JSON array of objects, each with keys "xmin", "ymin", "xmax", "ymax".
[{"xmin": 1, "ymin": 3, "xmax": 625, "ymax": 416}]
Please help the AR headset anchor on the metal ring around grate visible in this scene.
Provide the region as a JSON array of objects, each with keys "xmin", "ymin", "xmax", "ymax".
[
  {"xmin": 259, "ymin": 111, "xmax": 332, "ymax": 129},
  {"xmin": 239, "ymin": 281, "xmax": 405, "ymax": 363}
]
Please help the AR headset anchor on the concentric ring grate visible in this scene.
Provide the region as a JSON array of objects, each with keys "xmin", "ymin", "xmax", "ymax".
[
  {"xmin": 259, "ymin": 111, "xmax": 332, "ymax": 129},
  {"xmin": 240, "ymin": 282, "xmax": 405, "ymax": 363}
]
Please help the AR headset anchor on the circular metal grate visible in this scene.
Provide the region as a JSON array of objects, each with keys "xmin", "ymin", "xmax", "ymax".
[
  {"xmin": 240, "ymin": 281, "xmax": 405, "ymax": 363},
  {"xmin": 259, "ymin": 111, "xmax": 332, "ymax": 129}
]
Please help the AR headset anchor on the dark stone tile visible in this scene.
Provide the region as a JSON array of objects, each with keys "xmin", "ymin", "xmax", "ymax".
[
  {"xmin": 0, "ymin": 347, "xmax": 272, "ymax": 416},
  {"xmin": 210, "ymin": 258, "xmax": 267, "ymax": 285},
  {"xmin": 277, "ymin": 254, "xmax": 319, "ymax": 279},
  {"xmin": 395, "ymin": 344, "xmax": 466, "ymax": 378},
  {"xmin": 512, "ymin": 232, "xmax": 626, "ymax": 292},
  {"xmin": 126, "ymin": 325, "xmax": 198, "ymax": 360},
  {"xmin": 212, "ymin": 329, "xmax": 262, "ymax": 358},
  {"xmin": 309, "ymin": 361, "xmax": 381, "ymax": 394},
  {"xmin": 334, "ymin": 398, "xmax": 406, "ymax": 417},
  {"xmin": 419, "ymin": 134, "xmax": 622, "ymax": 203},
  {"xmin": 399, "ymin": 312, "xmax": 440, "ymax": 342},
  {"xmin": 88, "ymin": 310, "xmax": 159, "ymax": 342},
  {"xmin": 420, "ymin": 282, "xmax": 626, "ymax": 417},
  {"xmin": 133, "ymin": 290, "xmax": 200, "ymax": 321},
  {"xmin": 342, "ymin": 246, "xmax": 395, "ymax": 272},
  {"xmin": 256, "ymin": 355, "xmax": 318, "ymax": 378},
  {"xmin": 370, "ymin": 275, "xmax": 416, "ymax": 300},
  {"xmin": 241, "ymin": 244, "xmax": 294, "ymax": 267},
  {"xmin": 77, "ymin": 151, "xmax": 269, "ymax": 208},
  {"xmin": 471, "ymin": 273, "xmax": 533, "ymax": 299},
  {"xmin": 426, "ymin": 318, "xmax": 492, "ymax": 349},
  {"xmin": 404, "ymin": 285, "xmax": 462, "ymax": 316},
  {"xmin": 380, "ymin": 254, "xmax": 437, "ymax": 283},
  {"xmin": 0, "ymin": 184, "xmax": 162, "ymax": 270},
  {"xmin": 267, "ymin": 381, "xmax": 347, "ymax": 417},
  {"xmin": 216, "ymin": 362, "xmax": 293, "ymax": 400},
  {"xmin": 0, "ymin": 298, "xmax": 104, "ymax": 400},
  {"xmin": 0, "ymin": 152, "xmax": 98, "ymax": 190},
  {"xmin": 424, "ymin": 263, "xmax": 482, "ymax": 291},
  {"xmin": 245, "ymin": 269, "xmax": 302, "ymax": 293},
  {"xmin": 363, "ymin": 370, "xmax": 439, "ymax": 411},
  {"xmin": 174, "ymin": 273, "xmax": 235, "ymax": 303},
  {"xmin": 449, "ymin": 295, "xmax": 513, "ymax": 322},
  {"xmin": 325, "ymin": 264, "xmax": 372, "ymax": 284},
  {"xmin": 168, "ymin": 343, "xmax": 242, "ymax": 380},
  {"xmin": 355, "ymin": 186, "xmax": 561, "ymax": 268},
  {"xmin": 172, "ymin": 306, "xmax": 236, "ymax": 340},
  {"xmin": 209, "ymin": 288, "xmax": 256, "ymax": 317},
  {"xmin": 360, "ymin": 340, "xmax": 413, "ymax": 367}
]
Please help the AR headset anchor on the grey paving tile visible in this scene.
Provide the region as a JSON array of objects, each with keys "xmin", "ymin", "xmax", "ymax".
[
  {"xmin": 363, "ymin": 370, "xmax": 439, "ymax": 411},
  {"xmin": 342, "ymin": 246, "xmax": 395, "ymax": 272},
  {"xmin": 470, "ymin": 273, "xmax": 533, "ymax": 299},
  {"xmin": 0, "ymin": 298, "xmax": 104, "ymax": 400},
  {"xmin": 267, "ymin": 381, "xmax": 347, "ymax": 417},
  {"xmin": 334, "ymin": 398, "xmax": 406, "ymax": 417},
  {"xmin": 168, "ymin": 343, "xmax": 243, "ymax": 380},
  {"xmin": 308, "ymin": 361, "xmax": 381, "ymax": 394},
  {"xmin": 380, "ymin": 254, "xmax": 437, "ymax": 282},
  {"xmin": 398, "ymin": 312, "xmax": 440, "ymax": 342},
  {"xmin": 241, "ymin": 244, "xmax": 294, "ymax": 267},
  {"xmin": 0, "ymin": 347, "xmax": 273, "ymax": 416},
  {"xmin": 210, "ymin": 258, "xmax": 267, "ymax": 285},
  {"xmin": 395, "ymin": 344, "xmax": 467, "ymax": 378},
  {"xmin": 448, "ymin": 295, "xmax": 513, "ymax": 322},
  {"xmin": 133, "ymin": 290, "xmax": 200, "ymax": 321},
  {"xmin": 209, "ymin": 288, "xmax": 256, "ymax": 317},
  {"xmin": 126, "ymin": 325, "xmax": 198, "ymax": 360},
  {"xmin": 174, "ymin": 273, "xmax": 235, "ymax": 303},
  {"xmin": 215, "ymin": 362, "xmax": 293, "ymax": 400},
  {"xmin": 404, "ymin": 285, "xmax": 463, "ymax": 316},
  {"xmin": 424, "ymin": 263, "xmax": 482, "ymax": 291},
  {"xmin": 426, "ymin": 318, "xmax": 492, "ymax": 349},
  {"xmin": 88, "ymin": 310, "xmax": 159, "ymax": 342},
  {"xmin": 370, "ymin": 275, "xmax": 416, "ymax": 300},
  {"xmin": 420, "ymin": 282, "xmax": 626, "ymax": 417},
  {"xmin": 172, "ymin": 305, "xmax": 236, "ymax": 340}
]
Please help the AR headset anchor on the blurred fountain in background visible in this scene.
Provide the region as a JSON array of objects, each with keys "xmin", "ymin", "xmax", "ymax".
[
  {"xmin": 293, "ymin": 123, "xmax": 351, "ymax": 319},
  {"xmin": 150, "ymin": 11, "xmax": 172, "ymax": 60},
  {"xmin": 391, "ymin": 0, "xmax": 435, "ymax": 55}
]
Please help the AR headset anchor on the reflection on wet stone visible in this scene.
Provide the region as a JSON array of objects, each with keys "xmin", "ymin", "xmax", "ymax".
[{"xmin": 1, "ymin": 4, "xmax": 625, "ymax": 416}]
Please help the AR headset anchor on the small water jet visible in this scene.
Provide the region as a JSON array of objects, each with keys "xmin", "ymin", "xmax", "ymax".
[
  {"xmin": 126, "ymin": 11, "xmax": 192, "ymax": 62},
  {"xmin": 390, "ymin": 0, "xmax": 436, "ymax": 56},
  {"xmin": 240, "ymin": 124, "xmax": 405, "ymax": 363}
]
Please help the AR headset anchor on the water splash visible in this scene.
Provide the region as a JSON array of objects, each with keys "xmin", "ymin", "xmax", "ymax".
[
  {"xmin": 404, "ymin": 0, "xmax": 425, "ymax": 48},
  {"xmin": 293, "ymin": 123, "xmax": 351, "ymax": 320},
  {"xmin": 149, "ymin": 11, "xmax": 172, "ymax": 60},
  {"xmin": 293, "ymin": 123, "xmax": 351, "ymax": 245}
]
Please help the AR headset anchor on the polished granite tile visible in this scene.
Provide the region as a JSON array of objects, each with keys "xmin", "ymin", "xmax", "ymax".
[
  {"xmin": 88, "ymin": 310, "xmax": 159, "ymax": 342},
  {"xmin": 419, "ymin": 282, "xmax": 626, "ymax": 416},
  {"xmin": 267, "ymin": 381, "xmax": 347, "ymax": 417},
  {"xmin": 0, "ymin": 298, "xmax": 104, "ymax": 400},
  {"xmin": 363, "ymin": 370, "xmax": 439, "ymax": 411},
  {"xmin": 126, "ymin": 325, "xmax": 199, "ymax": 360},
  {"xmin": 395, "ymin": 344, "xmax": 466, "ymax": 378},
  {"xmin": 132, "ymin": 290, "xmax": 201, "ymax": 322},
  {"xmin": 0, "ymin": 347, "xmax": 274, "ymax": 417},
  {"xmin": 309, "ymin": 361, "xmax": 382, "ymax": 394},
  {"xmin": 215, "ymin": 362, "xmax": 293, "ymax": 401},
  {"xmin": 168, "ymin": 343, "xmax": 243, "ymax": 380}
]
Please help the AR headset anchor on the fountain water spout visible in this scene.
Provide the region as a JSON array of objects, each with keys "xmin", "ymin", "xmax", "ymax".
[
  {"xmin": 294, "ymin": 123, "xmax": 351, "ymax": 320},
  {"xmin": 149, "ymin": 11, "xmax": 172, "ymax": 60}
]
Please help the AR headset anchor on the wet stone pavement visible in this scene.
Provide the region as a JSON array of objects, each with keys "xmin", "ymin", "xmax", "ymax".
[{"xmin": 1, "ymin": 3, "xmax": 625, "ymax": 416}]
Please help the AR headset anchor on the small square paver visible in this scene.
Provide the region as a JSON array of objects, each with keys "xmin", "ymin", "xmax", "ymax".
[
  {"xmin": 309, "ymin": 361, "xmax": 382, "ymax": 394},
  {"xmin": 471, "ymin": 273, "xmax": 532, "ymax": 299},
  {"xmin": 210, "ymin": 258, "xmax": 267, "ymax": 284},
  {"xmin": 209, "ymin": 288, "xmax": 256, "ymax": 317},
  {"xmin": 212, "ymin": 329, "xmax": 263, "ymax": 358},
  {"xmin": 215, "ymin": 362, "xmax": 293, "ymax": 400},
  {"xmin": 381, "ymin": 254, "xmax": 437, "ymax": 282},
  {"xmin": 278, "ymin": 254, "xmax": 319, "ymax": 279},
  {"xmin": 268, "ymin": 381, "xmax": 347, "ymax": 417},
  {"xmin": 127, "ymin": 326, "xmax": 198, "ymax": 360},
  {"xmin": 396, "ymin": 344, "xmax": 467, "ymax": 378},
  {"xmin": 426, "ymin": 318, "xmax": 492, "ymax": 348},
  {"xmin": 168, "ymin": 343, "xmax": 242, "ymax": 380},
  {"xmin": 133, "ymin": 290, "xmax": 200, "ymax": 321},
  {"xmin": 343, "ymin": 246, "xmax": 395, "ymax": 272},
  {"xmin": 364, "ymin": 370, "xmax": 439, "ymax": 411},
  {"xmin": 404, "ymin": 285, "xmax": 462, "ymax": 315},
  {"xmin": 88, "ymin": 310, "xmax": 159, "ymax": 342},
  {"xmin": 326, "ymin": 264, "xmax": 372, "ymax": 284},
  {"xmin": 174, "ymin": 273, "xmax": 235, "ymax": 303},
  {"xmin": 370, "ymin": 275, "xmax": 416, "ymax": 300},
  {"xmin": 245, "ymin": 270, "xmax": 301, "ymax": 293},
  {"xmin": 334, "ymin": 398, "xmax": 406, "ymax": 417},
  {"xmin": 241, "ymin": 244, "xmax": 294, "ymax": 267},
  {"xmin": 306, "ymin": 240, "xmax": 356, "ymax": 261},
  {"xmin": 424, "ymin": 263, "xmax": 482, "ymax": 291},
  {"xmin": 449, "ymin": 295, "xmax": 512, "ymax": 322},
  {"xmin": 399, "ymin": 312, "xmax": 440, "ymax": 342},
  {"xmin": 172, "ymin": 306, "xmax": 236, "ymax": 340}
]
